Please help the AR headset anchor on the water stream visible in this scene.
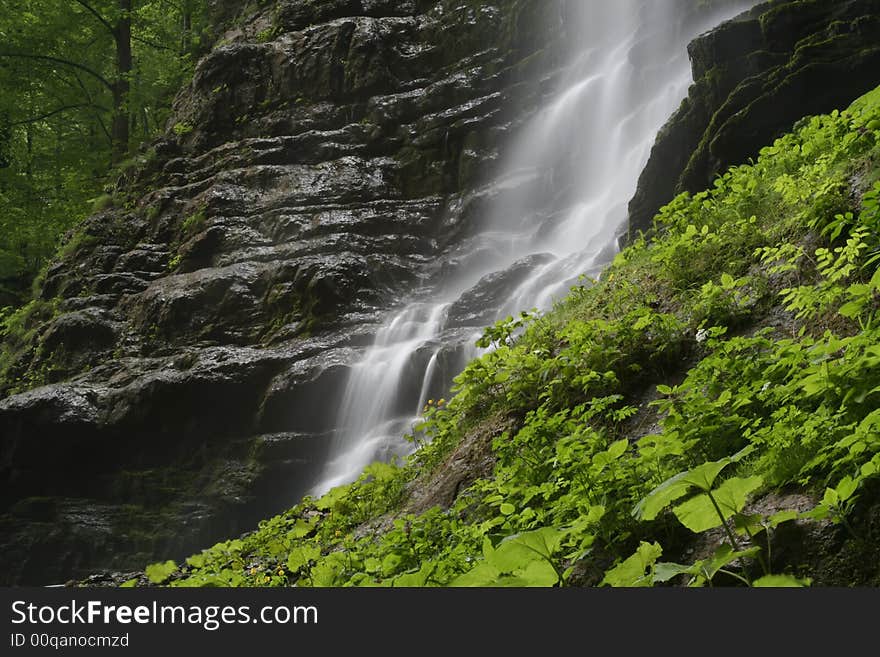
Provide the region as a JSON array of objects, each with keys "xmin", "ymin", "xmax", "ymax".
[{"xmin": 313, "ymin": 0, "xmax": 755, "ymax": 494}]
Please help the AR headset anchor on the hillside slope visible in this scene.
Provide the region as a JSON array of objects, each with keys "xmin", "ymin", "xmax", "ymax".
[{"xmin": 123, "ymin": 86, "xmax": 880, "ymax": 588}]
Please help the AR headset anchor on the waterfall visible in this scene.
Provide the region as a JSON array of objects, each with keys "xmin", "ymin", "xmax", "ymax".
[{"xmin": 312, "ymin": 0, "xmax": 755, "ymax": 495}]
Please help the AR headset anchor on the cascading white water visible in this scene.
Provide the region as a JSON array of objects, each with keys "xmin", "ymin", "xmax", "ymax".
[
  {"xmin": 313, "ymin": 0, "xmax": 755, "ymax": 495},
  {"xmin": 316, "ymin": 302, "xmax": 451, "ymax": 491}
]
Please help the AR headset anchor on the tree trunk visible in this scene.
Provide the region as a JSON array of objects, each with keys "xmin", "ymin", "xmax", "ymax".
[
  {"xmin": 0, "ymin": 111, "xmax": 10, "ymax": 169},
  {"xmin": 181, "ymin": 0, "xmax": 192, "ymax": 56},
  {"xmin": 111, "ymin": 0, "xmax": 132, "ymax": 164},
  {"xmin": 53, "ymin": 118, "xmax": 62, "ymax": 194}
]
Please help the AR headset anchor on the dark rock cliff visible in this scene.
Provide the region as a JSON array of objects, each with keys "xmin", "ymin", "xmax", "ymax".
[
  {"xmin": 2, "ymin": 0, "xmax": 876, "ymax": 586},
  {"xmin": 628, "ymin": 0, "xmax": 880, "ymax": 236}
]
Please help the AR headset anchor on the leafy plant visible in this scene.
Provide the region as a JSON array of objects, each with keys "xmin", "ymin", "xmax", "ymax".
[
  {"xmin": 634, "ymin": 446, "xmax": 761, "ymax": 547},
  {"xmin": 145, "ymin": 560, "xmax": 177, "ymax": 584}
]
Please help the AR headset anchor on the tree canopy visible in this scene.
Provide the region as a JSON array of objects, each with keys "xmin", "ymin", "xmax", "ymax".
[{"xmin": 0, "ymin": 0, "xmax": 210, "ymax": 306}]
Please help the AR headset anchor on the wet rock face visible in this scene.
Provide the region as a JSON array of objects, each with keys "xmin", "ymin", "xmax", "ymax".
[
  {"xmin": 627, "ymin": 0, "xmax": 880, "ymax": 236},
  {"xmin": 0, "ymin": 0, "xmax": 574, "ymax": 584}
]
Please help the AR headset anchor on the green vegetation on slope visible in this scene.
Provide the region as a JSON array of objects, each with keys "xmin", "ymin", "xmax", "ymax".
[{"xmin": 136, "ymin": 85, "xmax": 880, "ymax": 588}]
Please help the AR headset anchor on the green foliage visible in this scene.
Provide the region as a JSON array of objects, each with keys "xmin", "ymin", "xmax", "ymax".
[
  {"xmin": 255, "ymin": 25, "xmax": 280, "ymax": 43},
  {"xmin": 0, "ymin": 297, "xmax": 62, "ymax": 394},
  {"xmin": 654, "ymin": 544, "xmax": 762, "ymax": 587},
  {"xmin": 452, "ymin": 529, "xmax": 566, "ymax": 587},
  {"xmin": 181, "ymin": 207, "xmax": 207, "ymax": 234},
  {"xmin": 145, "ymin": 560, "xmax": 177, "ymax": 584},
  {"xmin": 128, "ymin": 85, "xmax": 880, "ymax": 589},
  {"xmin": 90, "ymin": 194, "xmax": 117, "ymax": 213},
  {"xmin": 751, "ymin": 574, "xmax": 811, "ymax": 587},
  {"xmin": 600, "ymin": 541, "xmax": 663, "ymax": 587},
  {"xmin": 633, "ymin": 445, "xmax": 756, "ymax": 524},
  {"xmin": 173, "ymin": 121, "xmax": 194, "ymax": 136},
  {"xmin": 0, "ymin": 0, "xmax": 209, "ymax": 306}
]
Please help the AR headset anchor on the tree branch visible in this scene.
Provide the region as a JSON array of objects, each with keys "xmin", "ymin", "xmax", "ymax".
[
  {"xmin": 10, "ymin": 103, "xmax": 110, "ymax": 126},
  {"xmin": 94, "ymin": 114, "xmax": 112, "ymax": 143},
  {"xmin": 0, "ymin": 53, "xmax": 114, "ymax": 91},
  {"xmin": 71, "ymin": 0, "xmax": 115, "ymax": 35},
  {"xmin": 132, "ymin": 34, "xmax": 176, "ymax": 52},
  {"xmin": 49, "ymin": 69, "xmax": 82, "ymax": 93}
]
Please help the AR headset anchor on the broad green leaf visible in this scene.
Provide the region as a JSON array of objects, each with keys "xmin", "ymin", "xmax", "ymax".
[
  {"xmin": 481, "ymin": 536, "xmax": 495, "ymax": 560},
  {"xmin": 362, "ymin": 461, "xmax": 399, "ymax": 482},
  {"xmin": 493, "ymin": 576, "xmax": 537, "ymax": 587},
  {"xmin": 145, "ymin": 560, "xmax": 177, "ymax": 585},
  {"xmin": 500, "ymin": 503, "xmax": 516, "ymax": 515},
  {"xmin": 653, "ymin": 562, "xmax": 695, "ymax": 583},
  {"xmin": 684, "ymin": 445, "xmax": 755, "ymax": 490},
  {"xmin": 858, "ymin": 409, "xmax": 880, "ymax": 430},
  {"xmin": 450, "ymin": 563, "xmax": 501, "ymax": 587},
  {"xmin": 289, "ymin": 517, "xmax": 317, "ymax": 539},
  {"xmin": 185, "ymin": 553, "xmax": 207, "ymax": 569},
  {"xmin": 767, "ymin": 510, "xmax": 799, "ymax": 528},
  {"xmin": 381, "ymin": 552, "xmax": 404, "ymax": 576},
  {"xmin": 600, "ymin": 541, "xmax": 662, "ymax": 587},
  {"xmin": 712, "ymin": 475, "xmax": 764, "ymax": 515},
  {"xmin": 838, "ymin": 301, "xmax": 864, "ymax": 319},
  {"xmin": 801, "ymin": 374, "xmax": 828, "ymax": 396},
  {"xmin": 673, "ymin": 476, "xmax": 763, "ymax": 533},
  {"xmin": 309, "ymin": 553, "xmax": 346, "ymax": 587},
  {"xmin": 392, "ymin": 563, "xmax": 436, "ymax": 587},
  {"xmin": 823, "ymin": 488, "xmax": 839, "ymax": 507},
  {"xmin": 495, "ymin": 370, "xmax": 512, "ymax": 383},
  {"xmin": 699, "ymin": 544, "xmax": 761, "ymax": 582},
  {"xmin": 490, "ymin": 527, "xmax": 564, "ymax": 572},
  {"xmin": 800, "ymin": 505, "xmax": 831, "ymax": 521},
  {"xmin": 606, "ymin": 439, "xmax": 629, "ymax": 460},
  {"xmin": 315, "ymin": 483, "xmax": 352, "ymax": 510},
  {"xmin": 835, "ymin": 475, "xmax": 858, "ymax": 501},
  {"xmin": 286, "ymin": 544, "xmax": 321, "ymax": 572},
  {"xmin": 734, "ymin": 512, "xmax": 765, "ymax": 537},
  {"xmin": 633, "ymin": 313, "xmax": 654, "ymax": 330},
  {"xmin": 673, "ymin": 494, "xmax": 724, "ymax": 533},
  {"xmin": 633, "ymin": 469, "xmax": 698, "ymax": 521},
  {"xmin": 634, "ymin": 447, "xmax": 754, "ymax": 521},
  {"xmin": 515, "ymin": 559, "xmax": 559, "ymax": 587},
  {"xmin": 569, "ymin": 504, "xmax": 606, "ymax": 530},
  {"xmin": 752, "ymin": 574, "xmax": 811, "ymax": 587}
]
